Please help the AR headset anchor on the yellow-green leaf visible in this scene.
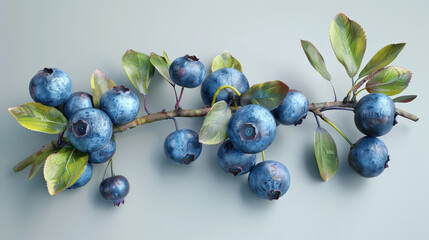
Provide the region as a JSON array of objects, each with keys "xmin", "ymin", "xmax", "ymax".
[
  {"xmin": 43, "ymin": 145, "xmax": 88, "ymax": 195},
  {"xmin": 314, "ymin": 127, "xmax": 339, "ymax": 181},
  {"xmin": 150, "ymin": 52, "xmax": 174, "ymax": 86},
  {"xmin": 90, "ymin": 69, "xmax": 116, "ymax": 108},
  {"xmin": 122, "ymin": 49, "xmax": 155, "ymax": 95},
  {"xmin": 329, "ymin": 13, "xmax": 367, "ymax": 78},
  {"xmin": 8, "ymin": 102, "xmax": 67, "ymax": 134},
  {"xmin": 240, "ymin": 81, "xmax": 289, "ymax": 110},
  {"xmin": 359, "ymin": 43, "xmax": 406, "ymax": 78},
  {"xmin": 365, "ymin": 66, "xmax": 412, "ymax": 96},
  {"xmin": 199, "ymin": 101, "xmax": 232, "ymax": 145},
  {"xmin": 163, "ymin": 50, "xmax": 171, "ymax": 66},
  {"xmin": 211, "ymin": 51, "xmax": 242, "ymax": 72},
  {"xmin": 29, "ymin": 149, "xmax": 57, "ymax": 180},
  {"xmin": 301, "ymin": 40, "xmax": 331, "ymax": 81}
]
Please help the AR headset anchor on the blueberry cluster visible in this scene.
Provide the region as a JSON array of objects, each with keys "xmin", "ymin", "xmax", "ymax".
[{"xmin": 29, "ymin": 68, "xmax": 135, "ymax": 205}]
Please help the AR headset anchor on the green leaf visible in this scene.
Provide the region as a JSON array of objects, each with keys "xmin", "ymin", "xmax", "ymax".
[
  {"xmin": 314, "ymin": 127, "xmax": 339, "ymax": 181},
  {"xmin": 43, "ymin": 145, "xmax": 88, "ymax": 195},
  {"xmin": 28, "ymin": 149, "xmax": 57, "ymax": 180},
  {"xmin": 240, "ymin": 80, "xmax": 289, "ymax": 110},
  {"xmin": 150, "ymin": 52, "xmax": 174, "ymax": 86},
  {"xmin": 301, "ymin": 40, "xmax": 332, "ymax": 80},
  {"xmin": 8, "ymin": 103, "xmax": 67, "ymax": 134},
  {"xmin": 122, "ymin": 49, "xmax": 155, "ymax": 95},
  {"xmin": 392, "ymin": 95, "xmax": 417, "ymax": 103},
  {"xmin": 199, "ymin": 101, "xmax": 232, "ymax": 145},
  {"xmin": 90, "ymin": 69, "xmax": 116, "ymax": 108},
  {"xmin": 359, "ymin": 43, "xmax": 406, "ymax": 78},
  {"xmin": 329, "ymin": 13, "xmax": 367, "ymax": 78},
  {"xmin": 163, "ymin": 50, "xmax": 171, "ymax": 66},
  {"xmin": 211, "ymin": 51, "xmax": 243, "ymax": 72},
  {"xmin": 365, "ymin": 66, "xmax": 412, "ymax": 96}
]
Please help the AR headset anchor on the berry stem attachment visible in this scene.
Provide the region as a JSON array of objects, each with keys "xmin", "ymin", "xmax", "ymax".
[
  {"xmin": 175, "ymin": 87, "xmax": 184, "ymax": 110},
  {"xmin": 211, "ymin": 85, "xmax": 242, "ymax": 107},
  {"xmin": 110, "ymin": 158, "xmax": 115, "ymax": 177},
  {"xmin": 261, "ymin": 151, "xmax": 266, "ymax": 161},
  {"xmin": 315, "ymin": 110, "xmax": 354, "ymax": 147},
  {"xmin": 329, "ymin": 81, "xmax": 338, "ymax": 102},
  {"xmin": 103, "ymin": 159, "xmax": 112, "ymax": 180},
  {"xmin": 170, "ymin": 116, "xmax": 179, "ymax": 131},
  {"xmin": 143, "ymin": 94, "xmax": 151, "ymax": 115}
]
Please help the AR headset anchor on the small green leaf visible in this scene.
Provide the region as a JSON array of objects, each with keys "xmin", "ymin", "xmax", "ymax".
[
  {"xmin": 163, "ymin": 50, "xmax": 171, "ymax": 66},
  {"xmin": 211, "ymin": 51, "xmax": 243, "ymax": 72},
  {"xmin": 240, "ymin": 81, "xmax": 289, "ymax": 110},
  {"xmin": 8, "ymin": 103, "xmax": 67, "ymax": 134},
  {"xmin": 43, "ymin": 145, "xmax": 88, "ymax": 195},
  {"xmin": 329, "ymin": 13, "xmax": 367, "ymax": 78},
  {"xmin": 199, "ymin": 101, "xmax": 232, "ymax": 145},
  {"xmin": 365, "ymin": 66, "xmax": 412, "ymax": 96},
  {"xmin": 392, "ymin": 95, "xmax": 417, "ymax": 103},
  {"xmin": 301, "ymin": 40, "xmax": 332, "ymax": 80},
  {"xmin": 150, "ymin": 52, "xmax": 174, "ymax": 86},
  {"xmin": 90, "ymin": 69, "xmax": 116, "ymax": 108},
  {"xmin": 314, "ymin": 127, "xmax": 339, "ymax": 181},
  {"xmin": 28, "ymin": 149, "xmax": 57, "ymax": 180},
  {"xmin": 359, "ymin": 43, "xmax": 406, "ymax": 78},
  {"xmin": 122, "ymin": 49, "xmax": 155, "ymax": 95}
]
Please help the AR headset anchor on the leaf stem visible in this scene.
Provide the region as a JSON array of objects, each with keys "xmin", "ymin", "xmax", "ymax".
[
  {"xmin": 329, "ymin": 81, "xmax": 337, "ymax": 102},
  {"xmin": 211, "ymin": 85, "xmax": 242, "ymax": 106},
  {"xmin": 175, "ymin": 87, "xmax": 184, "ymax": 110},
  {"xmin": 315, "ymin": 111, "xmax": 354, "ymax": 147},
  {"xmin": 144, "ymin": 94, "xmax": 151, "ymax": 114}
]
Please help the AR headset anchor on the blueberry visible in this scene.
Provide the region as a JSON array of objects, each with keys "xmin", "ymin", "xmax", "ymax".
[
  {"xmin": 29, "ymin": 68, "xmax": 72, "ymax": 107},
  {"xmin": 100, "ymin": 85, "xmax": 139, "ymax": 125},
  {"xmin": 248, "ymin": 160, "xmax": 290, "ymax": 200},
  {"xmin": 227, "ymin": 105, "xmax": 276, "ymax": 154},
  {"xmin": 88, "ymin": 137, "xmax": 116, "ymax": 164},
  {"xmin": 354, "ymin": 93, "xmax": 396, "ymax": 137},
  {"xmin": 271, "ymin": 89, "xmax": 309, "ymax": 126},
  {"xmin": 169, "ymin": 55, "xmax": 206, "ymax": 88},
  {"xmin": 217, "ymin": 140, "xmax": 256, "ymax": 176},
  {"xmin": 67, "ymin": 108, "xmax": 113, "ymax": 153},
  {"xmin": 348, "ymin": 136, "xmax": 389, "ymax": 178},
  {"xmin": 99, "ymin": 175, "xmax": 130, "ymax": 206},
  {"xmin": 164, "ymin": 129, "xmax": 203, "ymax": 165},
  {"xmin": 68, "ymin": 162, "xmax": 93, "ymax": 189},
  {"xmin": 63, "ymin": 92, "xmax": 93, "ymax": 119},
  {"xmin": 200, "ymin": 68, "xmax": 249, "ymax": 106}
]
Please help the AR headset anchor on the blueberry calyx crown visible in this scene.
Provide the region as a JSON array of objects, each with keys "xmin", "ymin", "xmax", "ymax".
[
  {"xmin": 240, "ymin": 123, "xmax": 257, "ymax": 140},
  {"xmin": 72, "ymin": 120, "xmax": 88, "ymax": 137},
  {"xmin": 113, "ymin": 85, "xmax": 130, "ymax": 93},
  {"xmin": 266, "ymin": 190, "xmax": 281, "ymax": 200},
  {"xmin": 384, "ymin": 156, "xmax": 390, "ymax": 169},
  {"xmin": 113, "ymin": 199, "xmax": 125, "ymax": 206},
  {"xmin": 39, "ymin": 68, "xmax": 54, "ymax": 77},
  {"xmin": 182, "ymin": 153, "xmax": 195, "ymax": 164},
  {"xmin": 185, "ymin": 54, "xmax": 199, "ymax": 61},
  {"xmin": 227, "ymin": 166, "xmax": 243, "ymax": 176}
]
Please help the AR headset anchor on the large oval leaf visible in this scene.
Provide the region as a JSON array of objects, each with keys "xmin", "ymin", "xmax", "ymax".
[
  {"xmin": 329, "ymin": 13, "xmax": 367, "ymax": 78},
  {"xmin": 199, "ymin": 101, "xmax": 232, "ymax": 145},
  {"xmin": 365, "ymin": 66, "xmax": 412, "ymax": 96},
  {"xmin": 150, "ymin": 52, "xmax": 174, "ymax": 86},
  {"xmin": 211, "ymin": 51, "xmax": 242, "ymax": 72},
  {"xmin": 359, "ymin": 43, "xmax": 406, "ymax": 78},
  {"xmin": 43, "ymin": 145, "xmax": 88, "ymax": 195},
  {"xmin": 301, "ymin": 40, "xmax": 332, "ymax": 81},
  {"xmin": 8, "ymin": 102, "xmax": 67, "ymax": 134},
  {"xmin": 122, "ymin": 49, "xmax": 155, "ymax": 95},
  {"xmin": 392, "ymin": 95, "xmax": 417, "ymax": 103},
  {"xmin": 314, "ymin": 127, "xmax": 339, "ymax": 181},
  {"xmin": 90, "ymin": 69, "xmax": 116, "ymax": 108},
  {"xmin": 240, "ymin": 81, "xmax": 289, "ymax": 110}
]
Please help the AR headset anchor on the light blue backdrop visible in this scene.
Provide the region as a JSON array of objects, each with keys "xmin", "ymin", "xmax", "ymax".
[{"xmin": 1, "ymin": 0, "xmax": 428, "ymax": 239}]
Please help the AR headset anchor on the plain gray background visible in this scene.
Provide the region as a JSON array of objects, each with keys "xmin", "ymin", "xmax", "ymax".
[{"xmin": 1, "ymin": 0, "xmax": 428, "ymax": 239}]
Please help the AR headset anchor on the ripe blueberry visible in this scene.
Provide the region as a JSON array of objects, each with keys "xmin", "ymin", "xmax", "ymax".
[
  {"xmin": 99, "ymin": 175, "xmax": 130, "ymax": 206},
  {"xmin": 348, "ymin": 136, "xmax": 389, "ymax": 178},
  {"xmin": 354, "ymin": 93, "xmax": 396, "ymax": 137},
  {"xmin": 88, "ymin": 137, "xmax": 116, "ymax": 164},
  {"xmin": 227, "ymin": 104, "xmax": 276, "ymax": 154},
  {"xmin": 67, "ymin": 108, "xmax": 113, "ymax": 153},
  {"xmin": 200, "ymin": 68, "xmax": 249, "ymax": 106},
  {"xmin": 164, "ymin": 129, "xmax": 203, "ymax": 165},
  {"xmin": 271, "ymin": 89, "xmax": 309, "ymax": 126},
  {"xmin": 63, "ymin": 92, "xmax": 93, "ymax": 119},
  {"xmin": 68, "ymin": 162, "xmax": 93, "ymax": 189},
  {"xmin": 100, "ymin": 85, "xmax": 139, "ymax": 125},
  {"xmin": 217, "ymin": 140, "xmax": 256, "ymax": 176},
  {"xmin": 29, "ymin": 68, "xmax": 72, "ymax": 107},
  {"xmin": 169, "ymin": 55, "xmax": 206, "ymax": 88},
  {"xmin": 248, "ymin": 160, "xmax": 290, "ymax": 200}
]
